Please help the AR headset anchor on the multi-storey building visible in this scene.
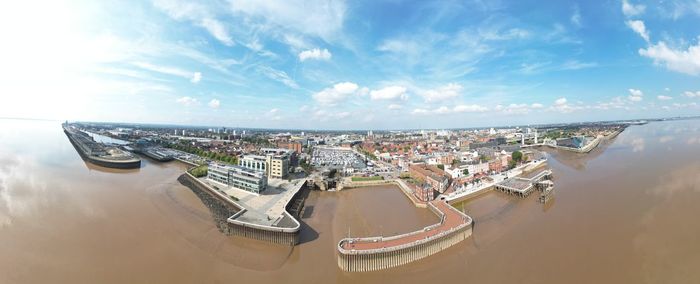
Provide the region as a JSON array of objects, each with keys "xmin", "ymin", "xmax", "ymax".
[
  {"xmin": 239, "ymin": 148, "xmax": 292, "ymax": 179},
  {"xmin": 207, "ymin": 163, "xmax": 267, "ymax": 194},
  {"xmin": 409, "ymin": 163, "xmax": 450, "ymax": 196}
]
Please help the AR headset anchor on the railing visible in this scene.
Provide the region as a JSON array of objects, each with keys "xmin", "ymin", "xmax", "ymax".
[
  {"xmin": 184, "ymin": 171, "xmax": 301, "ymax": 233},
  {"xmin": 337, "ymin": 201, "xmax": 472, "ymax": 255}
]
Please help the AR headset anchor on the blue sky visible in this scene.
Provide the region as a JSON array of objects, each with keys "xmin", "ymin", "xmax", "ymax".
[{"xmin": 1, "ymin": 0, "xmax": 699, "ymax": 130}]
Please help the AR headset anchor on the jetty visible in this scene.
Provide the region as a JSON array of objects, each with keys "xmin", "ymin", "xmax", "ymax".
[
  {"xmin": 337, "ymin": 199, "xmax": 472, "ymax": 272},
  {"xmin": 181, "ymin": 171, "xmax": 305, "ymax": 246},
  {"xmin": 494, "ymin": 169, "xmax": 554, "ymax": 202},
  {"xmin": 63, "ymin": 123, "xmax": 141, "ymax": 169}
]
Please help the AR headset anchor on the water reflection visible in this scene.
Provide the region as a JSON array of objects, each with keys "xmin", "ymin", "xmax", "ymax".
[
  {"xmin": 2, "ymin": 118, "xmax": 700, "ymax": 283},
  {"xmin": 658, "ymin": 135, "xmax": 674, "ymax": 143},
  {"xmin": 81, "ymin": 159, "xmax": 143, "ymax": 173}
]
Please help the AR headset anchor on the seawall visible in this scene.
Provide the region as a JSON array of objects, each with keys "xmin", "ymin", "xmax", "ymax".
[
  {"xmin": 179, "ymin": 172, "xmax": 302, "ymax": 246},
  {"xmin": 337, "ymin": 200, "xmax": 472, "ymax": 272},
  {"xmin": 64, "ymin": 129, "xmax": 141, "ymax": 169}
]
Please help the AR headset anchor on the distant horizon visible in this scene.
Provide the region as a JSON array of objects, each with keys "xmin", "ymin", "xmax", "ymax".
[{"xmin": 6, "ymin": 114, "xmax": 696, "ymax": 132}]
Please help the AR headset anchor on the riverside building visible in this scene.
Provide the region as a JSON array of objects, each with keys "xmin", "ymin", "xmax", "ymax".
[
  {"xmin": 239, "ymin": 148, "xmax": 291, "ymax": 179},
  {"xmin": 207, "ymin": 163, "xmax": 267, "ymax": 194}
]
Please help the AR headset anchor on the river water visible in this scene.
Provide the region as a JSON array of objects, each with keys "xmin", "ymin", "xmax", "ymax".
[{"xmin": 1, "ymin": 118, "xmax": 699, "ymax": 283}]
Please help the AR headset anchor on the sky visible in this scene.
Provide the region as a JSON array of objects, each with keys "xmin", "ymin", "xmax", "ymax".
[{"xmin": 0, "ymin": 0, "xmax": 699, "ymax": 130}]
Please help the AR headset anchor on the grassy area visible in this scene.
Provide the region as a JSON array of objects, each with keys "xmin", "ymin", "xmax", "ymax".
[
  {"xmin": 351, "ymin": 176, "xmax": 384, "ymax": 182},
  {"xmin": 189, "ymin": 165, "xmax": 208, "ymax": 178}
]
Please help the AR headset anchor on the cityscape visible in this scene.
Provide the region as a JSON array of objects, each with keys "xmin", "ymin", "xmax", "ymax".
[{"xmin": 2, "ymin": 0, "xmax": 700, "ymax": 283}]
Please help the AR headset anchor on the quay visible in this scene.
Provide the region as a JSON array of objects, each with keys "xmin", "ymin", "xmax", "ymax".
[
  {"xmin": 63, "ymin": 123, "xmax": 141, "ymax": 169},
  {"xmin": 337, "ymin": 199, "xmax": 473, "ymax": 272},
  {"xmin": 180, "ymin": 171, "xmax": 304, "ymax": 246},
  {"xmin": 444, "ymin": 158, "xmax": 548, "ymax": 203},
  {"xmin": 494, "ymin": 170, "xmax": 554, "ymax": 202}
]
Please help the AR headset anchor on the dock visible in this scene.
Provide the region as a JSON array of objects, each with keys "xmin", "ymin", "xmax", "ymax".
[
  {"xmin": 337, "ymin": 200, "xmax": 472, "ymax": 272},
  {"xmin": 494, "ymin": 170, "xmax": 554, "ymax": 202}
]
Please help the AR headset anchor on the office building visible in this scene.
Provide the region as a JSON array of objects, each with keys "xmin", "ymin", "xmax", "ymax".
[
  {"xmin": 207, "ymin": 163, "xmax": 267, "ymax": 194},
  {"xmin": 239, "ymin": 148, "xmax": 292, "ymax": 179}
]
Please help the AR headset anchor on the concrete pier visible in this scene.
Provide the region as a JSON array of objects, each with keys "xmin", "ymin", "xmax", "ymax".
[
  {"xmin": 494, "ymin": 170, "xmax": 554, "ymax": 199},
  {"xmin": 337, "ymin": 200, "xmax": 473, "ymax": 272},
  {"xmin": 181, "ymin": 172, "xmax": 302, "ymax": 246}
]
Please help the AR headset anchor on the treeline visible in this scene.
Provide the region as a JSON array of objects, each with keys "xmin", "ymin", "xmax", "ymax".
[
  {"xmin": 167, "ymin": 143, "xmax": 239, "ymax": 165},
  {"xmin": 241, "ymin": 135, "xmax": 274, "ymax": 147}
]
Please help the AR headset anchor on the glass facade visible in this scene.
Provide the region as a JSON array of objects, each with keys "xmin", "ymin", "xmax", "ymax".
[{"xmin": 207, "ymin": 163, "xmax": 267, "ymax": 194}]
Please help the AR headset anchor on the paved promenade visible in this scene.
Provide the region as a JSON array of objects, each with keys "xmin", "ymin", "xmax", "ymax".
[{"xmin": 339, "ymin": 200, "xmax": 468, "ymax": 251}]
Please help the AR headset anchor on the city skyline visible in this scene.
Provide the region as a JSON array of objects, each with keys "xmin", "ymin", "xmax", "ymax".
[{"xmin": 1, "ymin": 0, "xmax": 700, "ymax": 130}]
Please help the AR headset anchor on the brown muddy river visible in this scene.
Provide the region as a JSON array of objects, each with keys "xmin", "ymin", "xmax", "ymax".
[{"xmin": 1, "ymin": 118, "xmax": 700, "ymax": 283}]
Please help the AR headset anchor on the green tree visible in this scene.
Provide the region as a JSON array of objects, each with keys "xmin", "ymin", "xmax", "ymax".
[
  {"xmin": 462, "ymin": 169, "xmax": 469, "ymax": 175},
  {"xmin": 437, "ymin": 164, "xmax": 445, "ymax": 170},
  {"xmin": 512, "ymin": 151, "xmax": 523, "ymax": 162}
]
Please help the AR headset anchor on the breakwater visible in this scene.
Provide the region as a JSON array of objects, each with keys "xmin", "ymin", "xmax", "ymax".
[
  {"xmin": 63, "ymin": 125, "xmax": 141, "ymax": 169},
  {"xmin": 179, "ymin": 172, "xmax": 303, "ymax": 245},
  {"xmin": 337, "ymin": 199, "xmax": 473, "ymax": 272}
]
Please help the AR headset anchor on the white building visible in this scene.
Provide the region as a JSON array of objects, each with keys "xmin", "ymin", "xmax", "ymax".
[
  {"xmin": 239, "ymin": 149, "xmax": 291, "ymax": 179},
  {"xmin": 207, "ymin": 163, "xmax": 267, "ymax": 194}
]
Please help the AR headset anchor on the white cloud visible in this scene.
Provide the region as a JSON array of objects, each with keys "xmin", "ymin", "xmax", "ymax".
[
  {"xmin": 421, "ymin": 83, "xmax": 463, "ymax": 102},
  {"xmin": 266, "ymin": 108, "xmax": 282, "ymax": 120},
  {"xmin": 208, "ymin": 99, "xmax": 220, "ymax": 108},
  {"xmin": 312, "ymin": 82, "xmax": 359, "ymax": 105},
  {"xmin": 411, "ymin": 104, "xmax": 488, "ymax": 115},
  {"xmin": 257, "ymin": 66, "xmax": 299, "ymax": 88},
  {"xmin": 153, "ymin": 0, "xmax": 235, "ymax": 46},
  {"xmin": 478, "ymin": 27, "xmax": 530, "ymax": 41},
  {"xmin": 629, "ymin": 88, "xmax": 644, "ymax": 101},
  {"xmin": 370, "ymin": 86, "xmax": 408, "ymax": 101},
  {"xmin": 550, "ymin": 97, "xmax": 584, "ymax": 113},
  {"xmin": 684, "ymin": 91, "xmax": 700, "ymax": 98},
  {"xmin": 132, "ymin": 61, "xmax": 202, "ymax": 82},
  {"xmin": 229, "ymin": 0, "xmax": 347, "ymax": 41},
  {"xmin": 387, "ymin": 104, "xmax": 403, "ymax": 110},
  {"xmin": 561, "ymin": 60, "xmax": 598, "ymax": 70},
  {"xmin": 571, "ymin": 5, "xmax": 582, "ymax": 27},
  {"xmin": 639, "ymin": 41, "xmax": 700, "ymax": 76},
  {"xmin": 298, "ymin": 48, "xmax": 332, "ymax": 61},
  {"xmin": 434, "ymin": 106, "xmax": 451, "ymax": 114},
  {"xmin": 622, "ymin": 0, "xmax": 646, "ymax": 17},
  {"xmin": 531, "ymin": 103, "xmax": 544, "ymax": 109},
  {"xmin": 411, "ymin": 108, "xmax": 430, "ymax": 115},
  {"xmin": 191, "ymin": 72, "xmax": 202, "ymax": 83},
  {"xmin": 312, "ymin": 109, "xmax": 351, "ymax": 121},
  {"xmin": 629, "ymin": 89, "xmax": 643, "ymax": 97},
  {"xmin": 199, "ymin": 18, "xmax": 235, "ymax": 46},
  {"xmin": 657, "ymin": 95, "xmax": 673, "ymax": 100},
  {"xmin": 626, "ymin": 20, "xmax": 649, "ymax": 42},
  {"xmin": 453, "ymin": 104, "xmax": 489, "ymax": 113},
  {"xmin": 495, "ymin": 104, "xmax": 536, "ymax": 115},
  {"xmin": 176, "ymin": 96, "xmax": 198, "ymax": 106}
]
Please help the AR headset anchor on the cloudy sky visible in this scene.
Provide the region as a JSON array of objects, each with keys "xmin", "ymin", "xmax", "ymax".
[{"xmin": 1, "ymin": 0, "xmax": 699, "ymax": 130}]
